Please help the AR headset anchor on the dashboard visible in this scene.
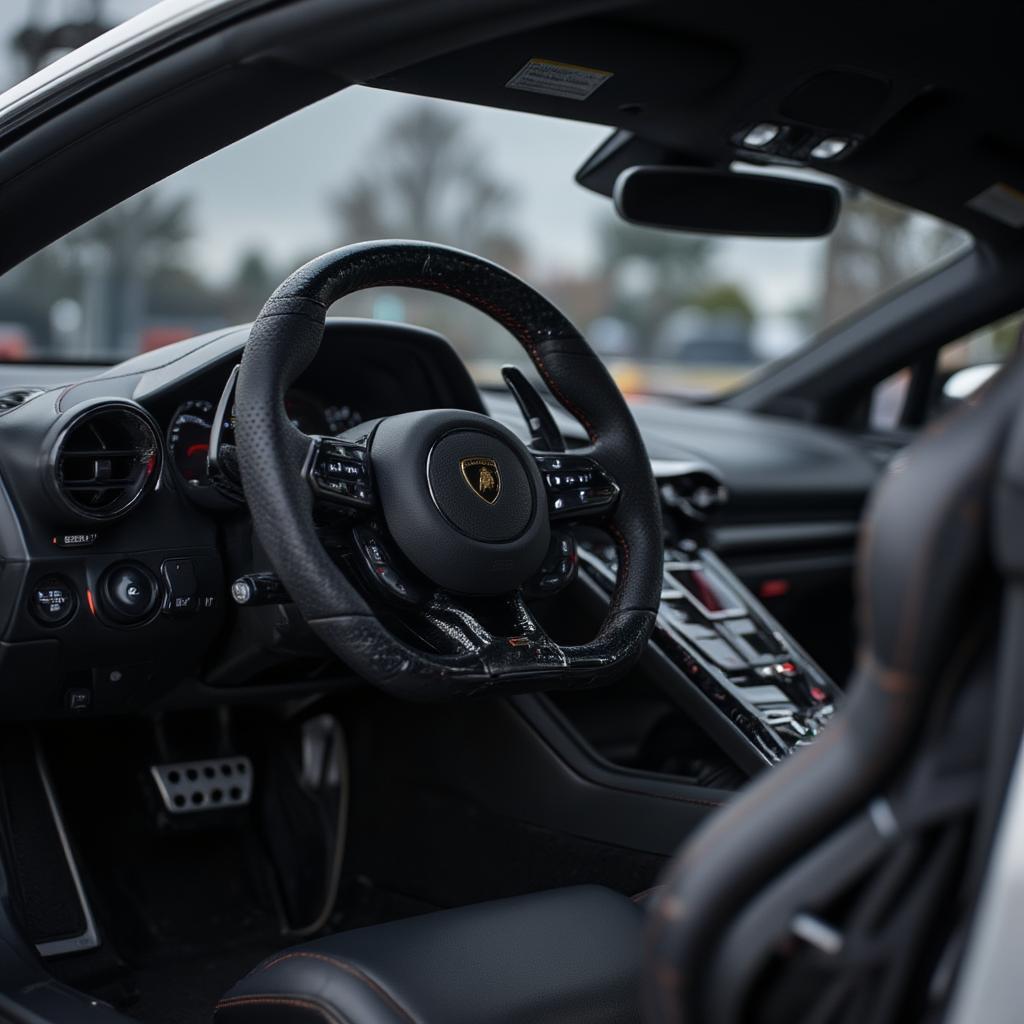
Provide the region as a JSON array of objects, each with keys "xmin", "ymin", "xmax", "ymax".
[
  {"xmin": 0, "ymin": 315, "xmax": 880, "ymax": 735},
  {"xmin": 0, "ymin": 319, "xmax": 482, "ymax": 718}
]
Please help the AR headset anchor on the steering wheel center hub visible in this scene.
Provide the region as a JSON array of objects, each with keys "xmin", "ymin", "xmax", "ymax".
[
  {"xmin": 371, "ymin": 410, "xmax": 550, "ymax": 595},
  {"xmin": 427, "ymin": 429, "xmax": 533, "ymax": 542}
]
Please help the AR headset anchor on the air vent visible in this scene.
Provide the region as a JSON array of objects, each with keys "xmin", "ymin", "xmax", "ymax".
[
  {"xmin": 651, "ymin": 458, "xmax": 729, "ymax": 521},
  {"xmin": 51, "ymin": 404, "xmax": 161, "ymax": 520},
  {"xmin": 0, "ymin": 387, "xmax": 43, "ymax": 411}
]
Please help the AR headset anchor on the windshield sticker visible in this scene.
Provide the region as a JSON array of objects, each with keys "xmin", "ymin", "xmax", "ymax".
[
  {"xmin": 967, "ymin": 183, "xmax": 1024, "ymax": 228},
  {"xmin": 506, "ymin": 58, "xmax": 612, "ymax": 101}
]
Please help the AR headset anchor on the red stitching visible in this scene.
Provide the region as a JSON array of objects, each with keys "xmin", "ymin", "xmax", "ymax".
[
  {"xmin": 373, "ymin": 276, "xmax": 600, "ymax": 444},
  {"xmin": 369, "ymin": 276, "xmax": 631, "ymax": 585},
  {"xmin": 256, "ymin": 952, "xmax": 416, "ymax": 1024},
  {"xmin": 353, "ymin": 273, "xmax": 634, "ymax": 591},
  {"xmin": 216, "ymin": 995, "xmax": 349, "ymax": 1023}
]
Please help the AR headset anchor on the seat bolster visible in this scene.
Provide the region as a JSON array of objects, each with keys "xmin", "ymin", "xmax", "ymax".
[{"xmin": 216, "ymin": 886, "xmax": 643, "ymax": 1024}]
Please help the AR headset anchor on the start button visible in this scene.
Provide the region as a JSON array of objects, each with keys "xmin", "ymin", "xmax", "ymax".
[{"xmin": 98, "ymin": 562, "xmax": 160, "ymax": 625}]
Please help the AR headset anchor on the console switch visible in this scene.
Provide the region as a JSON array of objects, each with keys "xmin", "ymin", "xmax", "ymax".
[
  {"xmin": 525, "ymin": 531, "xmax": 577, "ymax": 596},
  {"xmin": 352, "ymin": 526, "xmax": 420, "ymax": 603},
  {"xmin": 30, "ymin": 576, "xmax": 77, "ymax": 626},
  {"xmin": 161, "ymin": 558, "xmax": 197, "ymax": 616}
]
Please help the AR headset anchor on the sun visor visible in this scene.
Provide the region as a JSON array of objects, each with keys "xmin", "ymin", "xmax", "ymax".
[{"xmin": 367, "ymin": 17, "xmax": 737, "ymax": 130}]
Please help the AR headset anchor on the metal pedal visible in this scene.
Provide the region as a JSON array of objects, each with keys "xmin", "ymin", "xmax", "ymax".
[{"xmin": 150, "ymin": 756, "xmax": 253, "ymax": 814}]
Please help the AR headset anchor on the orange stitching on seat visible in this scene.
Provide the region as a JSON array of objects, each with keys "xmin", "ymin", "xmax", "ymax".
[
  {"xmin": 256, "ymin": 952, "xmax": 417, "ymax": 1024},
  {"xmin": 631, "ymin": 886, "xmax": 661, "ymax": 903},
  {"xmin": 215, "ymin": 995, "xmax": 350, "ymax": 1024}
]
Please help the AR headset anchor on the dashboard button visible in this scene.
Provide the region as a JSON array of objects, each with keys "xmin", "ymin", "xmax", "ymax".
[
  {"xmin": 99, "ymin": 563, "xmax": 160, "ymax": 625},
  {"xmin": 52, "ymin": 532, "xmax": 98, "ymax": 549},
  {"xmin": 30, "ymin": 575, "xmax": 77, "ymax": 626},
  {"xmin": 161, "ymin": 558, "xmax": 198, "ymax": 616},
  {"xmin": 64, "ymin": 688, "xmax": 92, "ymax": 712}
]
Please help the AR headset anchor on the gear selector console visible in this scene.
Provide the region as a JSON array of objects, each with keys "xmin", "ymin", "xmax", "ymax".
[{"xmin": 580, "ymin": 537, "xmax": 838, "ymax": 769}]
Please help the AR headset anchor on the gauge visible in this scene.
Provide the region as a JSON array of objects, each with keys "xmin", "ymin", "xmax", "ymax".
[
  {"xmin": 282, "ymin": 391, "xmax": 327, "ymax": 435},
  {"xmin": 324, "ymin": 403, "xmax": 363, "ymax": 435},
  {"xmin": 167, "ymin": 400, "xmax": 215, "ymax": 487}
]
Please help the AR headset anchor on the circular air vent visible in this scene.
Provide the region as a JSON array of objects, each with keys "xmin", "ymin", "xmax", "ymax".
[{"xmin": 51, "ymin": 403, "xmax": 162, "ymax": 521}]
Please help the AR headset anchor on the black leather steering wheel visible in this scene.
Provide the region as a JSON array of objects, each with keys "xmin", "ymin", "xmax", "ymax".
[{"xmin": 233, "ymin": 240, "xmax": 662, "ymax": 699}]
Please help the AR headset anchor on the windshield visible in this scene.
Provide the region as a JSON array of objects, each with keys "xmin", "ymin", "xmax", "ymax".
[{"xmin": 0, "ymin": 57, "xmax": 968, "ymax": 396}]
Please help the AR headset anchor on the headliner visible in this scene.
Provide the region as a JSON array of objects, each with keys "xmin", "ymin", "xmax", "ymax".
[
  {"xmin": 349, "ymin": 1, "xmax": 1024, "ymax": 247},
  {"xmin": 2, "ymin": 0, "xmax": 1023, "ymax": 272}
]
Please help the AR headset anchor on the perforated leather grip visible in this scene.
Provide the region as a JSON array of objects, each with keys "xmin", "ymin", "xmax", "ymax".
[{"xmin": 234, "ymin": 240, "xmax": 662, "ymax": 697}]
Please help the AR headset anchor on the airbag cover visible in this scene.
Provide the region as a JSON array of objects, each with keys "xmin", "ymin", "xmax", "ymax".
[{"xmin": 372, "ymin": 409, "xmax": 549, "ymax": 594}]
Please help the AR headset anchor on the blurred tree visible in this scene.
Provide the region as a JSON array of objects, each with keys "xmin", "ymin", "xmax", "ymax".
[
  {"xmin": 331, "ymin": 104, "xmax": 522, "ymax": 265},
  {"xmin": 220, "ymin": 249, "xmax": 280, "ymax": 322},
  {"xmin": 0, "ymin": 190, "xmax": 197, "ymax": 357},
  {"xmin": 596, "ymin": 216, "xmax": 715, "ymax": 353},
  {"xmin": 819, "ymin": 192, "xmax": 964, "ymax": 329},
  {"xmin": 12, "ymin": 0, "xmax": 113, "ymax": 79},
  {"xmin": 329, "ymin": 103, "xmax": 526, "ymax": 366},
  {"xmin": 60, "ymin": 192, "xmax": 194, "ymax": 355},
  {"xmin": 689, "ymin": 282, "xmax": 755, "ymax": 322}
]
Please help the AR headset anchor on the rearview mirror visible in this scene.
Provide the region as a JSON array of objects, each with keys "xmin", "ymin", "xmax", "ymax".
[{"xmin": 614, "ymin": 166, "xmax": 841, "ymax": 238}]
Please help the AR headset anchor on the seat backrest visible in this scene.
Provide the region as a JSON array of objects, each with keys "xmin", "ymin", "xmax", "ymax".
[{"xmin": 643, "ymin": 355, "xmax": 1024, "ymax": 1024}]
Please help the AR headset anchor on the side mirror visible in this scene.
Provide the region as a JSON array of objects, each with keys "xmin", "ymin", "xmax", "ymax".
[
  {"xmin": 614, "ymin": 166, "xmax": 840, "ymax": 238},
  {"xmin": 942, "ymin": 363, "xmax": 1002, "ymax": 404}
]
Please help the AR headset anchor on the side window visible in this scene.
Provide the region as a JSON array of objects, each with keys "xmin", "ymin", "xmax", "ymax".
[{"xmin": 868, "ymin": 312, "xmax": 1022, "ymax": 431}]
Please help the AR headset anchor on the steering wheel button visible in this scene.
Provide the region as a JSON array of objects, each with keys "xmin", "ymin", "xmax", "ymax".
[
  {"xmin": 363, "ymin": 540, "xmax": 386, "ymax": 565},
  {"xmin": 236, "ymin": 242, "xmax": 660, "ymax": 692}
]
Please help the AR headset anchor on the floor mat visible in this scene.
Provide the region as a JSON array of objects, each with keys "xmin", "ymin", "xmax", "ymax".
[
  {"xmin": 129, "ymin": 943, "xmax": 275, "ymax": 1024},
  {"xmin": 38, "ymin": 717, "xmax": 432, "ymax": 1023}
]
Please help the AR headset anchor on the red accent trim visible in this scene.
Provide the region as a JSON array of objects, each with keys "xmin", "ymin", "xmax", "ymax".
[{"xmin": 758, "ymin": 578, "xmax": 791, "ymax": 599}]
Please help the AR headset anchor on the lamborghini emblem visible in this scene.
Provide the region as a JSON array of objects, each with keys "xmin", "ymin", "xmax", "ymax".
[{"xmin": 460, "ymin": 457, "xmax": 501, "ymax": 504}]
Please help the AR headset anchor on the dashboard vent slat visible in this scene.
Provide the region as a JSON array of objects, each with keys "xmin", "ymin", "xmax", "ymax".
[
  {"xmin": 51, "ymin": 404, "xmax": 161, "ymax": 521},
  {"xmin": 0, "ymin": 387, "xmax": 43, "ymax": 411}
]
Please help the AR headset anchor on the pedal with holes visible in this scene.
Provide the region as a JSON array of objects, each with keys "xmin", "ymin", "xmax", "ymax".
[{"xmin": 150, "ymin": 757, "xmax": 253, "ymax": 815}]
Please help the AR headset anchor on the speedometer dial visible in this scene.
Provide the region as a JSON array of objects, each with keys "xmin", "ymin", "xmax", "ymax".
[{"xmin": 167, "ymin": 400, "xmax": 215, "ymax": 487}]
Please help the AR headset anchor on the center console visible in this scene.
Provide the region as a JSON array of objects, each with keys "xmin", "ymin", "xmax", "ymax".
[{"xmin": 577, "ymin": 470, "xmax": 839, "ymax": 774}]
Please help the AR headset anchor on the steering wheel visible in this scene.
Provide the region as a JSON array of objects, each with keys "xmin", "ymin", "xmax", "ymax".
[{"xmin": 233, "ymin": 241, "xmax": 663, "ymax": 699}]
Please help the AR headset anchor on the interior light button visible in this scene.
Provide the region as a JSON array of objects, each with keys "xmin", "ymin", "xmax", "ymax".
[
  {"xmin": 810, "ymin": 137, "xmax": 849, "ymax": 160},
  {"xmin": 742, "ymin": 123, "xmax": 780, "ymax": 148}
]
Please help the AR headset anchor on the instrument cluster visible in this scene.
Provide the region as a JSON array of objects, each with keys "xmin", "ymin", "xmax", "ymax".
[{"xmin": 167, "ymin": 390, "xmax": 362, "ymax": 490}]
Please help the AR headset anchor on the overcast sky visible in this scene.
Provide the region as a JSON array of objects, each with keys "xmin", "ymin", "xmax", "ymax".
[{"xmin": 0, "ymin": 0, "xmax": 830, "ymax": 315}]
